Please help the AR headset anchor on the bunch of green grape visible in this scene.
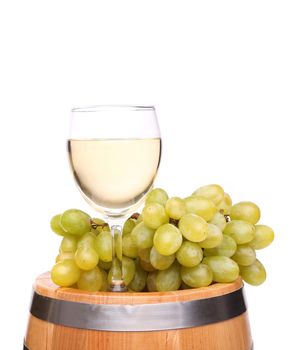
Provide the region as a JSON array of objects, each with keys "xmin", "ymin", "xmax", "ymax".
[{"xmin": 50, "ymin": 184, "xmax": 274, "ymax": 292}]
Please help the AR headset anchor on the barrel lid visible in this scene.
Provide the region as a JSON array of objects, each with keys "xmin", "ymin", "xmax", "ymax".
[{"xmin": 34, "ymin": 272, "xmax": 243, "ymax": 305}]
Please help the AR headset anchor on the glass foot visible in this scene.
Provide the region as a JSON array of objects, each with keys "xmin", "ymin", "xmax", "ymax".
[{"xmin": 109, "ymin": 281, "xmax": 128, "ymax": 292}]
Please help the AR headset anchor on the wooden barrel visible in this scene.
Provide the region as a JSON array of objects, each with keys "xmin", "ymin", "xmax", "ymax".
[{"xmin": 24, "ymin": 272, "xmax": 252, "ymax": 350}]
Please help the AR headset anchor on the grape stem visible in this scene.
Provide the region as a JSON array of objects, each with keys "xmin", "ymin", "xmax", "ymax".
[
  {"xmin": 224, "ymin": 214, "xmax": 231, "ymax": 223},
  {"xmin": 90, "ymin": 219, "xmax": 109, "ymax": 230},
  {"xmin": 130, "ymin": 212, "xmax": 140, "ymax": 220}
]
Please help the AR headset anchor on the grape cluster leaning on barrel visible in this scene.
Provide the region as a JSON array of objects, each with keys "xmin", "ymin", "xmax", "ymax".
[{"xmin": 50, "ymin": 184, "xmax": 275, "ymax": 292}]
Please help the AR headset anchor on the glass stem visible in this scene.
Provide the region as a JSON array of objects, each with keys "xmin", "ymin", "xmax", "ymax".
[{"xmin": 109, "ymin": 222, "xmax": 127, "ymax": 292}]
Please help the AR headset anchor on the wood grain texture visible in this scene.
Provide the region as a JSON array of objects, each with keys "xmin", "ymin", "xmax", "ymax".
[
  {"xmin": 34, "ymin": 272, "xmax": 244, "ymax": 304},
  {"xmin": 25, "ymin": 273, "xmax": 252, "ymax": 350}
]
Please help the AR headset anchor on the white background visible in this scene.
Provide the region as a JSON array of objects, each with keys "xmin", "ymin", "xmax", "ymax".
[{"xmin": 0, "ymin": 1, "xmax": 303, "ymax": 349}]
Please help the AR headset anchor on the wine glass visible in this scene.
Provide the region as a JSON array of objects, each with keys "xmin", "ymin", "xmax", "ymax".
[{"xmin": 68, "ymin": 105, "xmax": 161, "ymax": 291}]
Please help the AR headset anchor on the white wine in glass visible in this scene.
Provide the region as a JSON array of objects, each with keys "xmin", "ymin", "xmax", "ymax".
[
  {"xmin": 68, "ymin": 106, "xmax": 161, "ymax": 291},
  {"xmin": 68, "ymin": 138, "xmax": 161, "ymax": 214}
]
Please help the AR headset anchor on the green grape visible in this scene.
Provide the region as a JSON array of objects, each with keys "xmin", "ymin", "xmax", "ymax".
[
  {"xmin": 56, "ymin": 252, "xmax": 75, "ymax": 263},
  {"xmin": 98, "ymin": 260, "xmax": 112, "ymax": 271},
  {"xmin": 203, "ymin": 256, "xmax": 239, "ymax": 283},
  {"xmin": 122, "ymin": 256, "xmax": 136, "ymax": 286},
  {"xmin": 136, "ymin": 214, "xmax": 143, "ymax": 225},
  {"xmin": 114, "ymin": 230, "xmax": 122, "ymax": 261},
  {"xmin": 204, "ymin": 234, "xmax": 237, "ymax": 257},
  {"xmin": 131, "ymin": 222, "xmax": 155, "ymax": 249},
  {"xmin": 123, "ymin": 218, "xmax": 136, "ymax": 235},
  {"xmin": 249, "ymin": 225, "xmax": 275, "ymax": 250},
  {"xmin": 224, "ymin": 220, "xmax": 255, "ymax": 244},
  {"xmin": 178, "ymin": 213, "xmax": 208, "ymax": 242},
  {"xmin": 146, "ymin": 271, "xmax": 158, "ymax": 292},
  {"xmin": 90, "ymin": 228, "xmax": 99, "ymax": 235},
  {"xmin": 60, "ymin": 209, "xmax": 91, "ymax": 236},
  {"xmin": 199, "ymin": 224, "xmax": 223, "ymax": 249},
  {"xmin": 150, "ymin": 246, "xmax": 175, "ymax": 270},
  {"xmin": 231, "ymin": 244, "xmax": 256, "ymax": 266},
  {"xmin": 50, "ymin": 214, "xmax": 67, "ymax": 236},
  {"xmin": 138, "ymin": 248, "xmax": 155, "ymax": 272},
  {"xmin": 142, "ymin": 203, "xmax": 169, "ymax": 229},
  {"xmin": 99, "ymin": 270, "xmax": 109, "ymax": 291},
  {"xmin": 192, "ymin": 184, "xmax": 224, "ymax": 205},
  {"xmin": 94, "ymin": 230, "xmax": 112, "ymax": 262},
  {"xmin": 230, "ymin": 201, "xmax": 261, "ymax": 224},
  {"xmin": 217, "ymin": 193, "xmax": 232, "ymax": 215},
  {"xmin": 139, "ymin": 258, "xmax": 156, "ymax": 272},
  {"xmin": 75, "ymin": 246, "xmax": 99, "ymax": 270},
  {"xmin": 145, "ymin": 188, "xmax": 169, "ymax": 206},
  {"xmin": 153, "ymin": 224, "xmax": 183, "ymax": 255},
  {"xmin": 138, "ymin": 248, "xmax": 151, "ymax": 263},
  {"xmin": 184, "ymin": 196, "xmax": 217, "ymax": 221},
  {"xmin": 128, "ymin": 261, "xmax": 147, "ymax": 292},
  {"xmin": 96, "ymin": 223, "xmax": 110, "ymax": 234},
  {"xmin": 176, "ymin": 241, "xmax": 203, "ymax": 267},
  {"xmin": 77, "ymin": 232, "xmax": 96, "ymax": 248},
  {"xmin": 60, "ymin": 235, "xmax": 78, "ymax": 253},
  {"xmin": 51, "ymin": 260, "xmax": 81, "ymax": 287},
  {"xmin": 77, "ymin": 266, "xmax": 107, "ymax": 292},
  {"xmin": 91, "ymin": 218, "xmax": 105, "ymax": 233},
  {"xmin": 240, "ymin": 259, "xmax": 266, "ymax": 286},
  {"xmin": 181, "ymin": 263, "xmax": 213, "ymax": 287},
  {"xmin": 122, "ymin": 233, "xmax": 138, "ymax": 258},
  {"xmin": 92, "ymin": 218, "xmax": 105, "ymax": 225},
  {"xmin": 104, "ymin": 224, "xmax": 111, "ymax": 231},
  {"xmin": 156, "ymin": 261, "xmax": 181, "ymax": 291},
  {"xmin": 208, "ymin": 212, "xmax": 227, "ymax": 231},
  {"xmin": 165, "ymin": 197, "xmax": 187, "ymax": 220}
]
